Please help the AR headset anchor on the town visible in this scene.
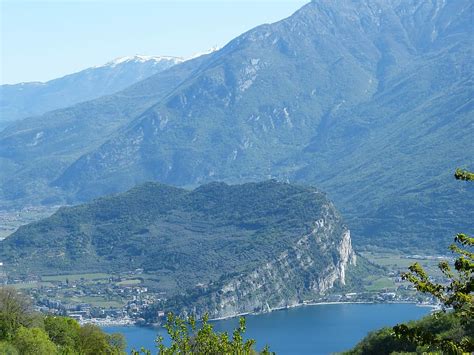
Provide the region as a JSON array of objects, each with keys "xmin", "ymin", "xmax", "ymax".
[{"xmin": 1, "ymin": 258, "xmax": 441, "ymax": 327}]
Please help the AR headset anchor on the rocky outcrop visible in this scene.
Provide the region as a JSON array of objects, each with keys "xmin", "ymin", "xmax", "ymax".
[
  {"xmin": 172, "ymin": 204, "xmax": 357, "ymax": 319},
  {"xmin": 2, "ymin": 179, "xmax": 359, "ymax": 321}
]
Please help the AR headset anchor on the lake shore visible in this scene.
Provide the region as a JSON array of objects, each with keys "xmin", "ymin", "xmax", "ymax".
[
  {"xmin": 209, "ymin": 300, "xmax": 433, "ymax": 321},
  {"xmin": 93, "ymin": 301, "xmax": 439, "ymax": 327},
  {"xmin": 140, "ymin": 300, "xmax": 438, "ymax": 326}
]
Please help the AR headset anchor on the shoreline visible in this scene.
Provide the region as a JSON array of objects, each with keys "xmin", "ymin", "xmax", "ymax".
[
  {"xmin": 80, "ymin": 317, "xmax": 135, "ymax": 327},
  {"xmin": 209, "ymin": 301, "xmax": 374, "ymax": 321},
  {"xmin": 209, "ymin": 300, "xmax": 436, "ymax": 322},
  {"xmin": 94, "ymin": 301, "xmax": 438, "ymax": 327}
]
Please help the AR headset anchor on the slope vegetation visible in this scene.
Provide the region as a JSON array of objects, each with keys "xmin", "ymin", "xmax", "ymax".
[
  {"xmin": 1, "ymin": 0, "xmax": 472, "ymax": 252},
  {"xmin": 1, "ymin": 181, "xmax": 359, "ymax": 318}
]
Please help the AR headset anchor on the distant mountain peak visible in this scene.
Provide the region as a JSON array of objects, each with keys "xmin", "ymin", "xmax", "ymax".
[
  {"xmin": 95, "ymin": 47, "xmax": 219, "ymax": 69},
  {"xmin": 97, "ymin": 55, "xmax": 185, "ymax": 68},
  {"xmin": 187, "ymin": 46, "xmax": 220, "ymax": 59}
]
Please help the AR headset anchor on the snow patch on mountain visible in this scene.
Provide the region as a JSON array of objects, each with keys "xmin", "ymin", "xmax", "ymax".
[
  {"xmin": 187, "ymin": 46, "xmax": 220, "ymax": 60},
  {"xmin": 97, "ymin": 47, "xmax": 220, "ymax": 69},
  {"xmin": 97, "ymin": 55, "xmax": 185, "ymax": 68}
]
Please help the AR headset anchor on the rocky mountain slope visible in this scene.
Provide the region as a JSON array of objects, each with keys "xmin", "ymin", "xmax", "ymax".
[
  {"xmin": 1, "ymin": 0, "xmax": 472, "ymax": 252},
  {"xmin": 0, "ymin": 54, "xmax": 210, "ymax": 205},
  {"xmin": 0, "ymin": 181, "xmax": 360, "ymax": 318},
  {"xmin": 0, "ymin": 55, "xmax": 182, "ymax": 129}
]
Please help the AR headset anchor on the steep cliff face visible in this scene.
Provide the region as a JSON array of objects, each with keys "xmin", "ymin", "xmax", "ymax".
[{"xmin": 166, "ymin": 205, "xmax": 357, "ymax": 319}]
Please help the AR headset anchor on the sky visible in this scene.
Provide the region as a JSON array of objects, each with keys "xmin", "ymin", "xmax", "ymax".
[{"xmin": 1, "ymin": 0, "xmax": 309, "ymax": 84}]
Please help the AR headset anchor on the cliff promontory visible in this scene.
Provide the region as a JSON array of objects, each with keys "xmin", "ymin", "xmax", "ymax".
[{"xmin": 2, "ymin": 180, "xmax": 359, "ymax": 318}]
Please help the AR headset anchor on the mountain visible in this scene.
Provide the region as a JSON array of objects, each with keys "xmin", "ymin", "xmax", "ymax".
[
  {"xmin": 0, "ymin": 53, "xmax": 210, "ymax": 205},
  {"xmin": 0, "ymin": 55, "xmax": 183, "ymax": 130},
  {"xmin": 1, "ymin": 0, "xmax": 473, "ymax": 252},
  {"xmin": 0, "ymin": 180, "xmax": 362, "ymax": 319}
]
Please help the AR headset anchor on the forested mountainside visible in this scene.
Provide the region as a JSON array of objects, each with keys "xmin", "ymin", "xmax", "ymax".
[
  {"xmin": 1, "ymin": 0, "xmax": 472, "ymax": 252},
  {"xmin": 0, "ymin": 55, "xmax": 182, "ymax": 129},
  {"xmin": 0, "ymin": 53, "xmax": 210, "ymax": 204},
  {"xmin": 0, "ymin": 180, "xmax": 367, "ymax": 319}
]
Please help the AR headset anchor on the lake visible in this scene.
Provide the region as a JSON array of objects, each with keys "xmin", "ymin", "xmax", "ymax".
[{"xmin": 103, "ymin": 303, "xmax": 431, "ymax": 354}]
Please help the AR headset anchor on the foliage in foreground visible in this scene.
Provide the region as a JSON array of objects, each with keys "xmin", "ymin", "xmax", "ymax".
[
  {"xmin": 345, "ymin": 303, "xmax": 472, "ymax": 354},
  {"xmin": 132, "ymin": 313, "xmax": 272, "ymax": 355},
  {"xmin": 345, "ymin": 169, "xmax": 473, "ymax": 354},
  {"xmin": 0, "ymin": 287, "xmax": 126, "ymax": 354},
  {"xmin": 0, "ymin": 287, "xmax": 272, "ymax": 354}
]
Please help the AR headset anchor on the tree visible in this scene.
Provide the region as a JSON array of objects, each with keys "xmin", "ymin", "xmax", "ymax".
[
  {"xmin": 77, "ymin": 324, "xmax": 126, "ymax": 354},
  {"xmin": 0, "ymin": 287, "xmax": 126, "ymax": 354},
  {"xmin": 0, "ymin": 341, "xmax": 19, "ymax": 355},
  {"xmin": 393, "ymin": 169, "xmax": 473, "ymax": 353},
  {"xmin": 44, "ymin": 315, "xmax": 81, "ymax": 352},
  {"xmin": 345, "ymin": 311, "xmax": 468, "ymax": 355},
  {"xmin": 132, "ymin": 313, "xmax": 272, "ymax": 354},
  {"xmin": 0, "ymin": 287, "xmax": 34, "ymax": 341},
  {"xmin": 107, "ymin": 333, "xmax": 127, "ymax": 354},
  {"xmin": 13, "ymin": 326, "xmax": 57, "ymax": 355},
  {"xmin": 454, "ymin": 168, "xmax": 474, "ymax": 181}
]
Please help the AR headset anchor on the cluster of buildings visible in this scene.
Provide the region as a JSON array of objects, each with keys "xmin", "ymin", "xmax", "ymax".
[
  {"xmin": 1, "ymin": 260, "xmax": 440, "ymax": 326},
  {"xmin": 32, "ymin": 288, "xmax": 159, "ymax": 325}
]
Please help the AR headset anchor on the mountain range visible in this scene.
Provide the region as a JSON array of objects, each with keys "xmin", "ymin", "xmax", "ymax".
[
  {"xmin": 0, "ymin": 55, "xmax": 183, "ymax": 130},
  {"xmin": 0, "ymin": 0, "xmax": 472, "ymax": 252}
]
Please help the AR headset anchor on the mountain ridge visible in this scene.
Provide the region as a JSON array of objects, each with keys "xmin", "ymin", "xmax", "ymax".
[
  {"xmin": 0, "ymin": 0, "xmax": 472, "ymax": 252},
  {"xmin": 0, "ymin": 54, "xmax": 188, "ymax": 129}
]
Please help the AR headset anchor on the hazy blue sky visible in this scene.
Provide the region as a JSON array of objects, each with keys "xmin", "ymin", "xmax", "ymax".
[{"xmin": 1, "ymin": 0, "xmax": 309, "ymax": 84}]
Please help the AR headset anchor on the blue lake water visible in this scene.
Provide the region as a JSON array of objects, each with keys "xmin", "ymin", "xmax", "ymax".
[{"xmin": 103, "ymin": 303, "xmax": 431, "ymax": 354}]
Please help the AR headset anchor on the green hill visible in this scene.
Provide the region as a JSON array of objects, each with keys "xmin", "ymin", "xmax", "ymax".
[{"xmin": 1, "ymin": 181, "xmax": 365, "ymax": 319}]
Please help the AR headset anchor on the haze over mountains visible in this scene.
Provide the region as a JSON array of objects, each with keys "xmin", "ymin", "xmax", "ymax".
[
  {"xmin": 0, "ymin": 55, "xmax": 183, "ymax": 129},
  {"xmin": 1, "ymin": 0, "xmax": 473, "ymax": 253}
]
